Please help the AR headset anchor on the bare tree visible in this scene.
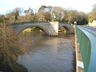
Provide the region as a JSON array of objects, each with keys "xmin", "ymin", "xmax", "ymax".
[
  {"xmin": 0, "ymin": 23, "xmax": 27, "ymax": 72},
  {"xmin": 24, "ymin": 8, "xmax": 35, "ymax": 22},
  {"xmin": 88, "ymin": 5, "xmax": 96, "ymax": 22}
]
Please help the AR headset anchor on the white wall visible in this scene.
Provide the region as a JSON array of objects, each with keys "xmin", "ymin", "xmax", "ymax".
[{"xmin": 89, "ymin": 20, "xmax": 96, "ymax": 26}]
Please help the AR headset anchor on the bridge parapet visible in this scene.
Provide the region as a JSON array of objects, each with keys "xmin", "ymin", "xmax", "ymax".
[{"xmin": 75, "ymin": 25, "xmax": 96, "ymax": 72}]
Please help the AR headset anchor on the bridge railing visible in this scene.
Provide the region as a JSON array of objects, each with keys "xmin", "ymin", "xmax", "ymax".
[{"xmin": 75, "ymin": 25, "xmax": 96, "ymax": 72}]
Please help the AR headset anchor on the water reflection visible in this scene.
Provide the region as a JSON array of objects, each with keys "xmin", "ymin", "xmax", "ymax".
[{"xmin": 17, "ymin": 30, "xmax": 75, "ymax": 72}]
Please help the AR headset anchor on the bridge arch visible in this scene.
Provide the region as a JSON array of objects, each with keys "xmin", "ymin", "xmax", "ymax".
[
  {"xmin": 59, "ymin": 26, "xmax": 70, "ymax": 31},
  {"xmin": 59, "ymin": 23, "xmax": 74, "ymax": 34},
  {"xmin": 17, "ymin": 25, "xmax": 49, "ymax": 35},
  {"xmin": 9, "ymin": 22, "xmax": 59, "ymax": 36}
]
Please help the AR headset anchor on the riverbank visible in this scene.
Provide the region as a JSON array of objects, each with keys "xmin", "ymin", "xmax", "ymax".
[{"xmin": 0, "ymin": 53, "xmax": 28, "ymax": 72}]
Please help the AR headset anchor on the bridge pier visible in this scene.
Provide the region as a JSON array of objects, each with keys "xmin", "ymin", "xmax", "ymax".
[{"xmin": 48, "ymin": 22, "xmax": 58, "ymax": 36}]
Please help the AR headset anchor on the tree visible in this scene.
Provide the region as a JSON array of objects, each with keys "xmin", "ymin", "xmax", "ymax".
[
  {"xmin": 24, "ymin": 8, "xmax": 35, "ymax": 21},
  {"xmin": 5, "ymin": 7, "xmax": 23, "ymax": 22},
  {"xmin": 52, "ymin": 7, "xmax": 64, "ymax": 22},
  {"xmin": 88, "ymin": 8, "xmax": 96, "ymax": 22},
  {"xmin": 77, "ymin": 12, "xmax": 88, "ymax": 24},
  {"xmin": 38, "ymin": 5, "xmax": 47, "ymax": 12},
  {"xmin": 44, "ymin": 12, "xmax": 51, "ymax": 21},
  {"xmin": 62, "ymin": 10, "xmax": 88, "ymax": 24},
  {"xmin": 62, "ymin": 10, "xmax": 69, "ymax": 23},
  {"xmin": 62, "ymin": 10, "xmax": 78, "ymax": 24},
  {"xmin": 24, "ymin": 8, "xmax": 33, "ymax": 15},
  {"xmin": 37, "ymin": 5, "xmax": 47, "ymax": 21},
  {"xmin": 0, "ymin": 15, "xmax": 5, "ymax": 23},
  {"xmin": 0, "ymin": 23, "xmax": 27, "ymax": 72},
  {"xmin": 37, "ymin": 11, "xmax": 46, "ymax": 21},
  {"xmin": 37, "ymin": 5, "xmax": 53, "ymax": 21},
  {"xmin": 13, "ymin": 7, "xmax": 24, "ymax": 21},
  {"xmin": 37, "ymin": 6, "xmax": 65, "ymax": 22}
]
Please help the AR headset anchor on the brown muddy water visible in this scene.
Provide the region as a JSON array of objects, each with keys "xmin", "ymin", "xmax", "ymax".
[{"xmin": 17, "ymin": 31, "xmax": 75, "ymax": 72}]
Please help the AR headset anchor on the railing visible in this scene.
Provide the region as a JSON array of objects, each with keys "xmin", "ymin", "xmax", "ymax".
[{"xmin": 75, "ymin": 25, "xmax": 96, "ymax": 72}]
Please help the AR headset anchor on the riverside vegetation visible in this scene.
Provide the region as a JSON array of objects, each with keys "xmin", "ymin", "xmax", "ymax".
[{"xmin": 0, "ymin": 23, "xmax": 28, "ymax": 72}]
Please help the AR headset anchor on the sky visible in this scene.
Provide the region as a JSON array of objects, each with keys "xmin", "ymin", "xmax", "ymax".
[{"xmin": 0, "ymin": 0, "xmax": 96, "ymax": 14}]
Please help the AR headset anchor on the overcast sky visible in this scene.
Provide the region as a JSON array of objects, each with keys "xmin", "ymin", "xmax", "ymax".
[{"xmin": 0, "ymin": 0, "xmax": 96, "ymax": 14}]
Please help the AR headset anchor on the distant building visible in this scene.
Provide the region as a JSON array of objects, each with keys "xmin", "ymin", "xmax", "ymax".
[{"xmin": 89, "ymin": 20, "xmax": 96, "ymax": 26}]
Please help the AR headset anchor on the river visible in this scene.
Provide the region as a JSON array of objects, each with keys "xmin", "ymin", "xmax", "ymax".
[{"xmin": 17, "ymin": 30, "xmax": 75, "ymax": 72}]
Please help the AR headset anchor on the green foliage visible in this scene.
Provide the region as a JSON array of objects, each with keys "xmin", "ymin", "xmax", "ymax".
[
  {"xmin": 15, "ymin": 10, "xmax": 19, "ymax": 21},
  {"xmin": 0, "ymin": 18, "xmax": 4, "ymax": 22},
  {"xmin": 0, "ymin": 15, "xmax": 5, "ymax": 23}
]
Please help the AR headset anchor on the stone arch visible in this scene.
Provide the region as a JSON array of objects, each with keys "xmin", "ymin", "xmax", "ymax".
[
  {"xmin": 17, "ymin": 25, "xmax": 49, "ymax": 35},
  {"xmin": 59, "ymin": 24, "xmax": 74, "ymax": 34},
  {"xmin": 59, "ymin": 25, "xmax": 70, "ymax": 33},
  {"xmin": 59, "ymin": 26, "xmax": 70, "ymax": 31},
  {"xmin": 10, "ymin": 22, "xmax": 59, "ymax": 36}
]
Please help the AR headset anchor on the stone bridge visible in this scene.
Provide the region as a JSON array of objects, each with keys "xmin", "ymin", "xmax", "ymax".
[
  {"xmin": 8, "ymin": 22, "xmax": 74, "ymax": 36},
  {"xmin": 59, "ymin": 23, "xmax": 74, "ymax": 33}
]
